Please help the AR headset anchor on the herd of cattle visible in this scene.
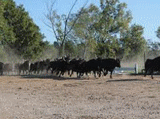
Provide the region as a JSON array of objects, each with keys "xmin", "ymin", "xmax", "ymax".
[
  {"xmin": 0, "ymin": 55, "xmax": 160, "ymax": 79},
  {"xmin": 0, "ymin": 57, "xmax": 121, "ymax": 78}
]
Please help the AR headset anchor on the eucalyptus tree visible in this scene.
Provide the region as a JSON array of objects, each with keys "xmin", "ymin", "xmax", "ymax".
[
  {"xmin": 93, "ymin": 0, "xmax": 132, "ymax": 58},
  {"xmin": 70, "ymin": 4, "xmax": 99, "ymax": 59},
  {"xmin": 120, "ymin": 24, "xmax": 147, "ymax": 59}
]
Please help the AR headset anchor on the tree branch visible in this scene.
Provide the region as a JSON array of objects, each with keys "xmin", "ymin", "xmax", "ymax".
[{"xmin": 66, "ymin": 0, "xmax": 88, "ymax": 36}]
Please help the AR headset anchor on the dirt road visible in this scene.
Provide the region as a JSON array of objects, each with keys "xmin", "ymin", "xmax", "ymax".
[{"xmin": 0, "ymin": 74, "xmax": 160, "ymax": 119}]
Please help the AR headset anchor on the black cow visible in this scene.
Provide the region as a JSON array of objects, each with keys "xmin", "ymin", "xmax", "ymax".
[
  {"xmin": 29, "ymin": 63, "xmax": 37, "ymax": 74},
  {"xmin": 56, "ymin": 59, "xmax": 69, "ymax": 77},
  {"xmin": 3, "ymin": 63, "xmax": 13, "ymax": 75},
  {"xmin": 144, "ymin": 59, "xmax": 153, "ymax": 76},
  {"xmin": 99, "ymin": 58, "xmax": 121, "ymax": 78},
  {"xmin": 68, "ymin": 58, "xmax": 86, "ymax": 78},
  {"xmin": 19, "ymin": 61, "xmax": 30, "ymax": 75},
  {"xmin": 144, "ymin": 56, "xmax": 160, "ymax": 79},
  {"xmin": 84, "ymin": 58, "xmax": 102, "ymax": 78},
  {"xmin": 14, "ymin": 63, "xmax": 20, "ymax": 75},
  {"xmin": 81, "ymin": 58, "xmax": 120, "ymax": 79},
  {"xmin": 30, "ymin": 60, "xmax": 48, "ymax": 74},
  {"xmin": 47, "ymin": 60, "xmax": 57, "ymax": 74},
  {"xmin": 38, "ymin": 59, "xmax": 50, "ymax": 74},
  {"xmin": 0, "ymin": 62, "xmax": 4, "ymax": 75},
  {"xmin": 47, "ymin": 58, "xmax": 69, "ymax": 77}
]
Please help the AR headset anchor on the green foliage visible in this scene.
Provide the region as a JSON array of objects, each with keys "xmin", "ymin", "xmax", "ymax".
[
  {"xmin": 70, "ymin": 4, "xmax": 99, "ymax": 59},
  {"xmin": 146, "ymin": 41, "xmax": 160, "ymax": 58},
  {"xmin": 43, "ymin": 0, "xmax": 149, "ymax": 60},
  {"xmin": 70, "ymin": 0, "xmax": 133, "ymax": 59},
  {"xmin": 64, "ymin": 40, "xmax": 76, "ymax": 56},
  {"xmin": 0, "ymin": 0, "xmax": 16, "ymax": 45},
  {"xmin": 156, "ymin": 26, "xmax": 160, "ymax": 39},
  {"xmin": 0, "ymin": 0, "xmax": 150, "ymax": 61},
  {"xmin": 146, "ymin": 27, "xmax": 160, "ymax": 58},
  {"xmin": 40, "ymin": 42, "xmax": 58, "ymax": 60},
  {"xmin": 93, "ymin": 0, "xmax": 132, "ymax": 58},
  {"xmin": 120, "ymin": 24, "xmax": 147, "ymax": 59},
  {"xmin": 3, "ymin": 0, "xmax": 46, "ymax": 60}
]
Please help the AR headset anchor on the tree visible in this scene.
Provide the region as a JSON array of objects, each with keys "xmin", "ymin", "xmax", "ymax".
[
  {"xmin": 3, "ymin": 0, "xmax": 46, "ymax": 60},
  {"xmin": 156, "ymin": 26, "xmax": 160, "ymax": 39},
  {"xmin": 71, "ymin": 0, "xmax": 132, "ymax": 58},
  {"xmin": 70, "ymin": 4, "xmax": 99, "ymax": 59},
  {"xmin": 0, "ymin": 0, "xmax": 16, "ymax": 46},
  {"xmin": 120, "ymin": 24, "xmax": 147, "ymax": 59},
  {"xmin": 41, "ymin": 42, "xmax": 58, "ymax": 60},
  {"xmin": 0, "ymin": 0, "xmax": 18, "ymax": 62},
  {"xmin": 44, "ymin": 0, "xmax": 87, "ymax": 57},
  {"xmin": 93, "ymin": 0, "xmax": 132, "ymax": 58},
  {"xmin": 146, "ymin": 27, "xmax": 160, "ymax": 58}
]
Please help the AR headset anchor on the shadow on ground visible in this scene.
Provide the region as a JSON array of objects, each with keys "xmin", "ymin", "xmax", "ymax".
[
  {"xmin": 20, "ymin": 74, "xmax": 83, "ymax": 80},
  {"xmin": 20, "ymin": 74, "xmax": 151, "ymax": 82},
  {"xmin": 106, "ymin": 78, "xmax": 147, "ymax": 82}
]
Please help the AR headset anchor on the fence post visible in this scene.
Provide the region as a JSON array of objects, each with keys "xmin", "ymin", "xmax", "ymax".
[{"xmin": 135, "ymin": 63, "xmax": 138, "ymax": 74}]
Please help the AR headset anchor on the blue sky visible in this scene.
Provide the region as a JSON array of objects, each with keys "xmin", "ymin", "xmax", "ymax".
[{"xmin": 14, "ymin": 0, "xmax": 160, "ymax": 43}]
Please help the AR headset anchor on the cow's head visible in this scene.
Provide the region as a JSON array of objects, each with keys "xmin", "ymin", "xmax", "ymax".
[{"xmin": 116, "ymin": 59, "xmax": 121, "ymax": 68}]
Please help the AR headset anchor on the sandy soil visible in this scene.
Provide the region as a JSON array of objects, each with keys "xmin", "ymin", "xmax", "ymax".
[{"xmin": 0, "ymin": 74, "xmax": 160, "ymax": 119}]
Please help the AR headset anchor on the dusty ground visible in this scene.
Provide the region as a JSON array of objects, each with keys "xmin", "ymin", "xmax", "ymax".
[{"xmin": 0, "ymin": 74, "xmax": 160, "ymax": 119}]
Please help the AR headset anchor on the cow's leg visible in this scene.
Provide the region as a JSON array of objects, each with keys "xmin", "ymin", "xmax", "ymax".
[
  {"xmin": 68, "ymin": 70, "xmax": 70, "ymax": 76},
  {"xmin": 51, "ymin": 69, "xmax": 54, "ymax": 74},
  {"xmin": 46, "ymin": 67, "xmax": 49, "ymax": 74},
  {"xmin": 151, "ymin": 70, "xmax": 154, "ymax": 79},
  {"xmin": 56, "ymin": 70, "xmax": 60, "ymax": 76},
  {"xmin": 98, "ymin": 69, "xmax": 101, "ymax": 77},
  {"xmin": 76, "ymin": 71, "xmax": 79, "ymax": 78},
  {"xmin": 110, "ymin": 71, "xmax": 113, "ymax": 79},
  {"xmin": 61, "ymin": 70, "xmax": 65, "ymax": 77},
  {"xmin": 85, "ymin": 72, "xmax": 90, "ymax": 79},
  {"xmin": 69, "ymin": 70, "xmax": 73, "ymax": 77},
  {"xmin": 93, "ymin": 71, "xmax": 96, "ymax": 78},
  {"xmin": 151, "ymin": 72, "xmax": 154, "ymax": 79},
  {"xmin": 70, "ymin": 70, "xmax": 74, "ymax": 77},
  {"xmin": 58, "ymin": 71, "xmax": 63, "ymax": 77},
  {"xmin": 37, "ymin": 70, "xmax": 40, "ymax": 74},
  {"xmin": 46, "ymin": 69, "xmax": 49, "ymax": 74},
  {"xmin": 103, "ymin": 70, "xmax": 108, "ymax": 76},
  {"xmin": 144, "ymin": 69, "xmax": 148, "ymax": 77},
  {"xmin": 58, "ymin": 72, "xmax": 61, "ymax": 77},
  {"xmin": 78, "ymin": 71, "xmax": 82, "ymax": 78},
  {"xmin": 46, "ymin": 66, "xmax": 50, "ymax": 74},
  {"xmin": 151, "ymin": 74, "xmax": 154, "ymax": 79},
  {"xmin": 41, "ymin": 69, "xmax": 43, "ymax": 74},
  {"xmin": 80, "ymin": 72, "xmax": 84, "ymax": 77},
  {"xmin": 19, "ymin": 70, "xmax": 21, "ymax": 75},
  {"xmin": 26, "ymin": 70, "xmax": 28, "ymax": 75}
]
